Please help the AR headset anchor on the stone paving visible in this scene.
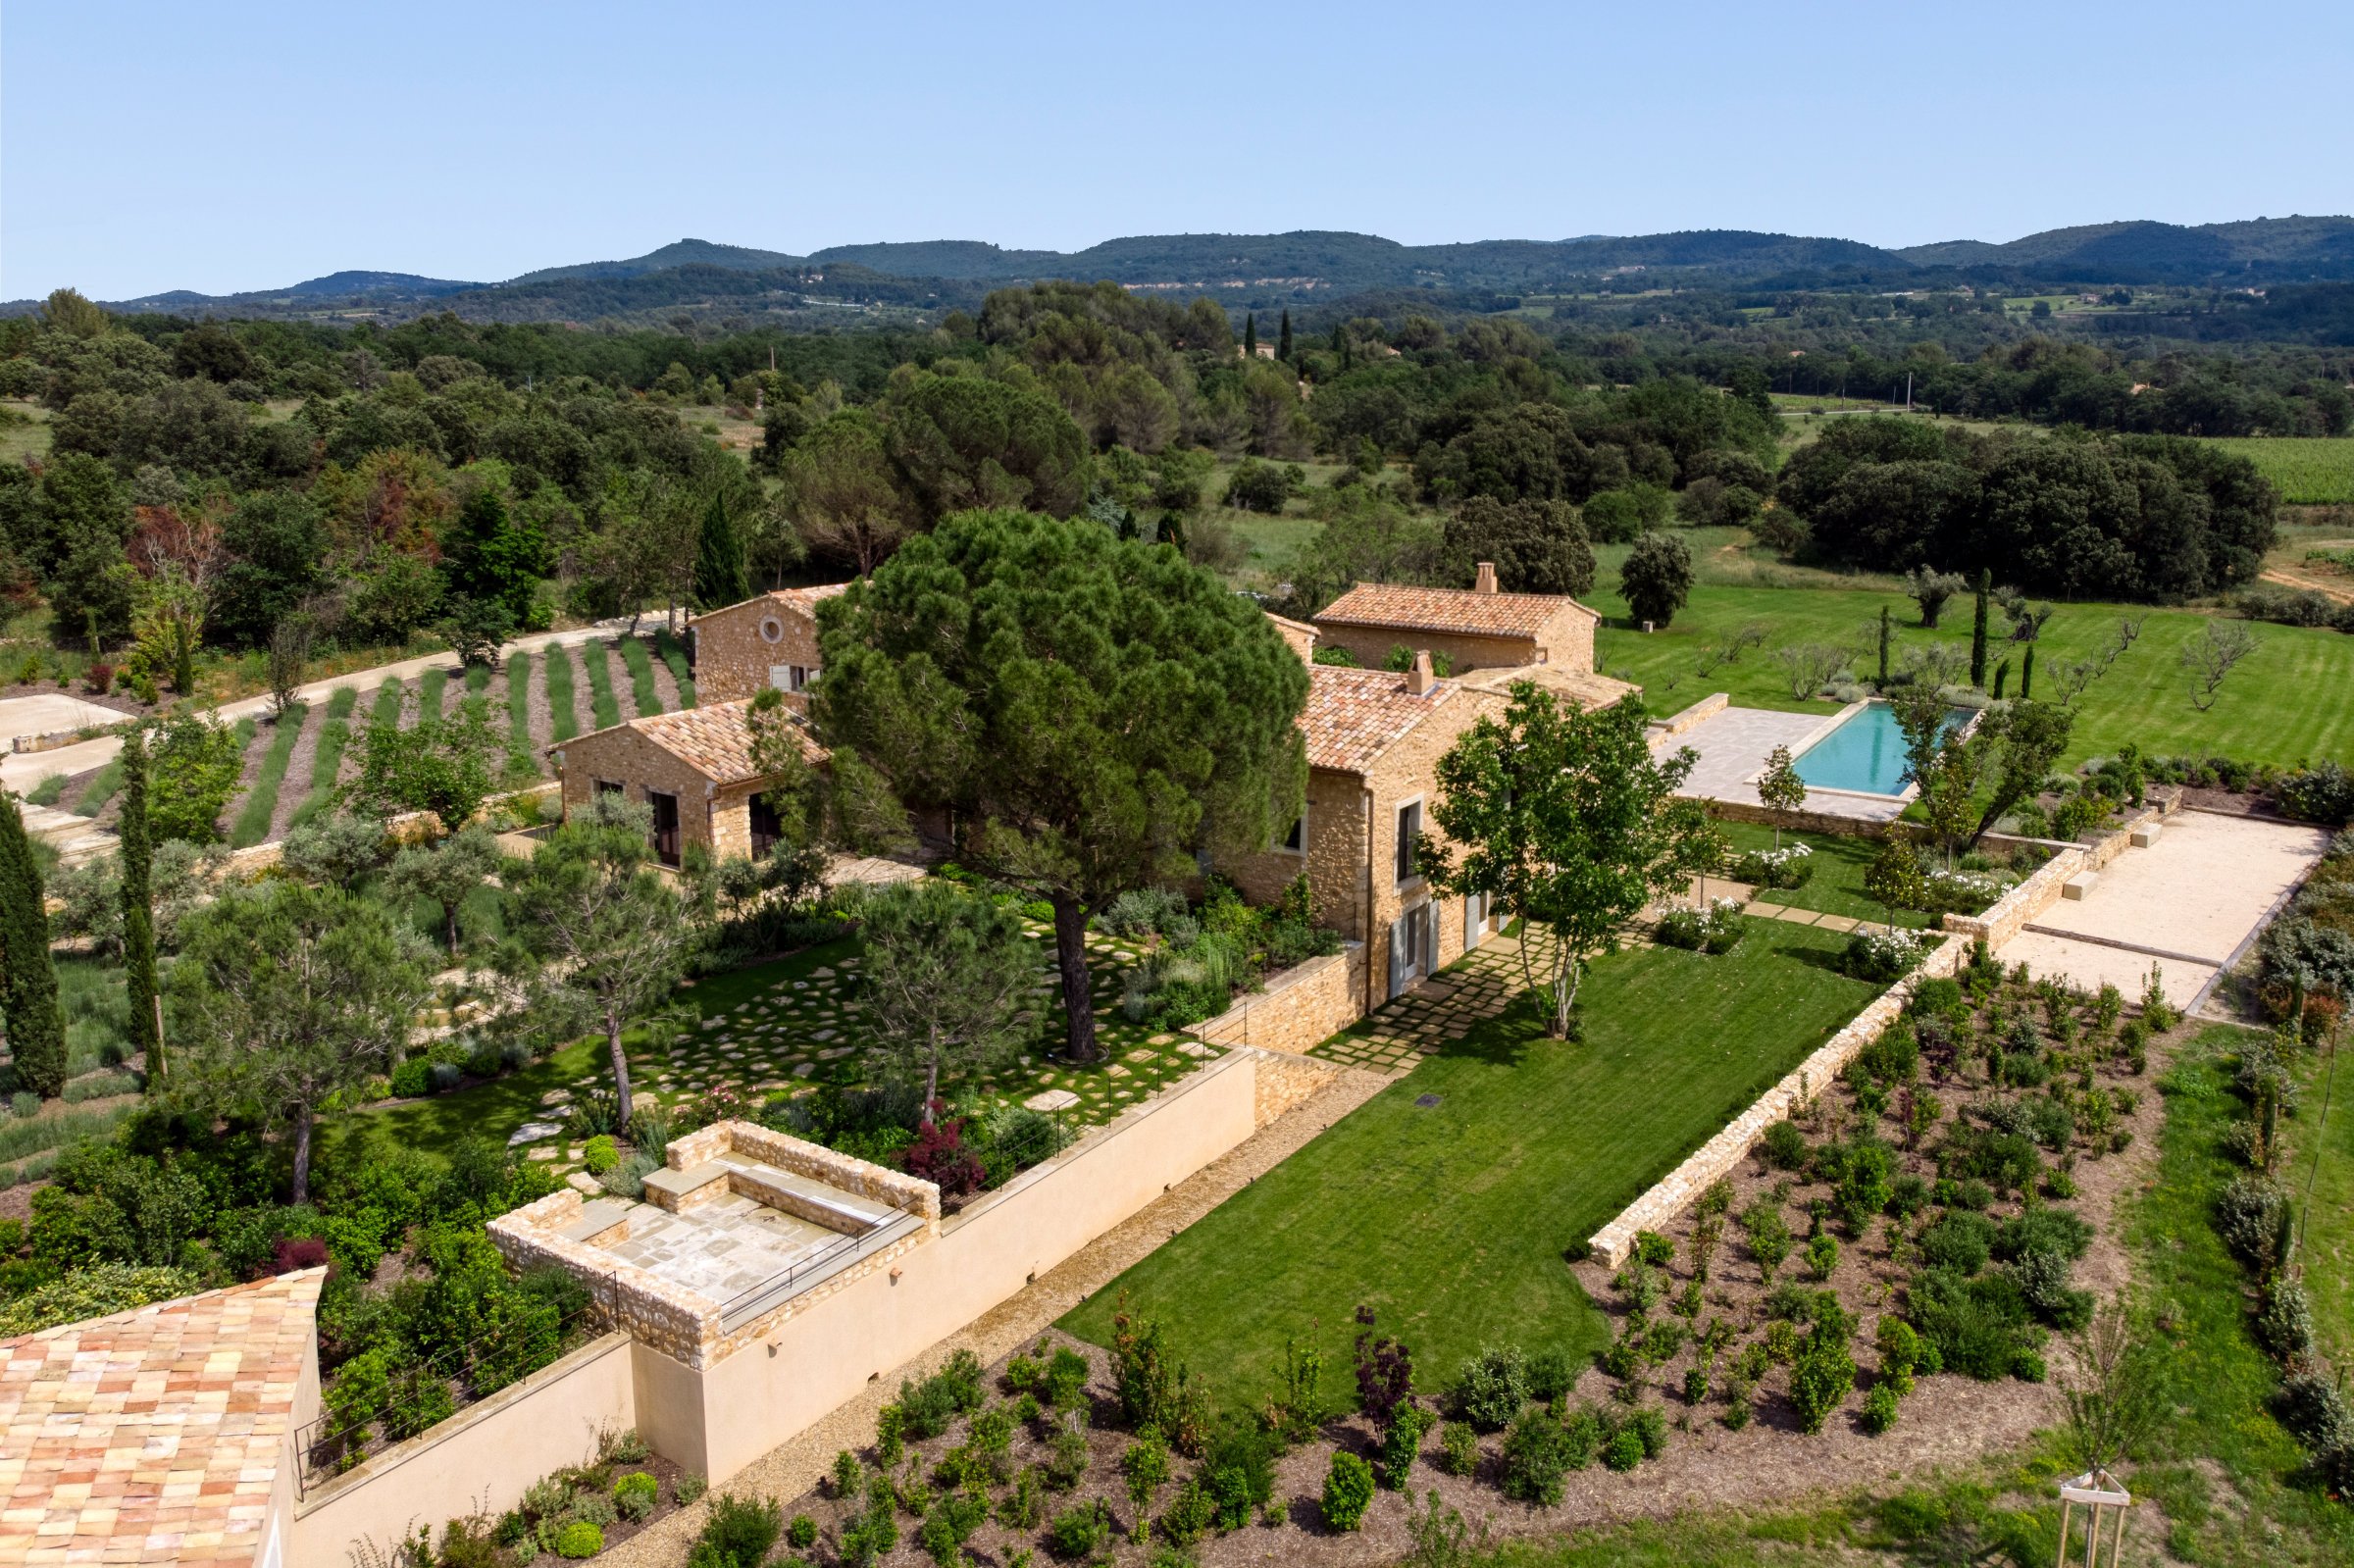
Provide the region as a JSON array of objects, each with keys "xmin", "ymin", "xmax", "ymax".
[
  {"xmin": 599, "ymin": 1191, "xmax": 843, "ymax": 1302},
  {"xmin": 509, "ymin": 925, "xmax": 1222, "ymax": 1165},
  {"xmin": 1663, "ymin": 702, "xmax": 1909, "ymax": 824}
]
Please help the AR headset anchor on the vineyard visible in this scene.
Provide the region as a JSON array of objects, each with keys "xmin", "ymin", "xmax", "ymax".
[{"xmin": 2205, "ymin": 435, "xmax": 2354, "ymax": 504}]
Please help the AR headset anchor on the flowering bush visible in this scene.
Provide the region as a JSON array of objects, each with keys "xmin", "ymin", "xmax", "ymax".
[
  {"xmin": 1729, "ymin": 843, "xmax": 1814, "ymax": 889},
  {"xmin": 1841, "ymin": 928, "xmax": 1928, "ymax": 983},
  {"xmin": 1655, "ymin": 897, "xmax": 1744, "ymax": 955},
  {"xmin": 1919, "ymin": 868, "xmax": 2004, "ymax": 914}
]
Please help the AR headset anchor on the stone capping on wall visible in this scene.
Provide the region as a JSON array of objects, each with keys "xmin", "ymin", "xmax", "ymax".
[
  {"xmin": 1649, "ymin": 692, "xmax": 1728, "ymax": 738},
  {"xmin": 665, "ymin": 1121, "xmax": 943, "ymax": 1224},
  {"xmin": 1587, "ymin": 936, "xmax": 1965, "ymax": 1268},
  {"xmin": 1701, "ymin": 797, "xmax": 1935, "ymax": 843}
]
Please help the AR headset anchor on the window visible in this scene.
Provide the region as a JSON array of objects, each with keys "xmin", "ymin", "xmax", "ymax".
[
  {"xmin": 757, "ymin": 615, "xmax": 786, "ymax": 644},
  {"xmin": 1280, "ymin": 804, "xmax": 1305, "ymax": 853},
  {"xmin": 594, "ymin": 780, "xmax": 624, "ymax": 799},
  {"xmin": 1395, "ymin": 800, "xmax": 1421, "ymax": 885},
  {"xmin": 790, "ymin": 665, "xmax": 813, "ymax": 692}
]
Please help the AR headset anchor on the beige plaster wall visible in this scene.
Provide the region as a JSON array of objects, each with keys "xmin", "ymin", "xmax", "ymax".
[
  {"xmin": 293, "ymin": 1333, "xmax": 637, "ymax": 1565},
  {"xmin": 688, "ymin": 1049, "xmax": 1263, "ymax": 1483}
]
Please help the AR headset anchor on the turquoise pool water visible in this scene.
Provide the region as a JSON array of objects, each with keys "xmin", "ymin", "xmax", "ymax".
[{"xmin": 1792, "ymin": 702, "xmax": 1968, "ymax": 796}]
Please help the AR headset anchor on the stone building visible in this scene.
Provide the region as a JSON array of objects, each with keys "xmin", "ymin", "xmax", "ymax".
[
  {"xmin": 689, "ymin": 583, "xmax": 850, "ymax": 709},
  {"xmin": 551, "ymin": 699, "xmax": 822, "ymax": 867},
  {"xmin": 1311, "ymin": 564, "xmax": 1601, "ymax": 674}
]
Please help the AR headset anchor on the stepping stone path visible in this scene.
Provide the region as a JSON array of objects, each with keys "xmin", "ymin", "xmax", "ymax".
[{"xmin": 508, "ymin": 1121, "xmax": 563, "ymax": 1147}]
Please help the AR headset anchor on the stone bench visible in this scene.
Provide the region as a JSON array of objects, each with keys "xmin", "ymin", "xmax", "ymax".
[
  {"xmin": 2062, "ymin": 872, "xmax": 2099, "ymax": 901},
  {"xmin": 557, "ymin": 1197, "xmax": 634, "ymax": 1243},
  {"xmin": 727, "ymin": 1159, "xmax": 896, "ymax": 1234},
  {"xmin": 2129, "ymin": 823, "xmax": 2163, "ymax": 848},
  {"xmin": 641, "ymin": 1160, "xmax": 734, "ymax": 1212}
]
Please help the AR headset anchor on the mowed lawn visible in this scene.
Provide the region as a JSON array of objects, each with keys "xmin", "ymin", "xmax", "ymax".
[
  {"xmin": 2285, "ymin": 1040, "xmax": 2354, "ymax": 1366},
  {"xmin": 1059, "ymin": 921, "xmax": 1882, "ymax": 1413},
  {"xmin": 1714, "ymin": 821, "xmax": 1937, "ymax": 929},
  {"xmin": 1589, "ymin": 581, "xmax": 2354, "ymax": 769}
]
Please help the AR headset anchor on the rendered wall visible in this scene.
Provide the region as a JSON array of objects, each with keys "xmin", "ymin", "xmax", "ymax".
[
  {"xmin": 685, "ymin": 1048, "xmax": 1265, "ymax": 1483},
  {"xmin": 293, "ymin": 1333, "xmax": 637, "ymax": 1565}
]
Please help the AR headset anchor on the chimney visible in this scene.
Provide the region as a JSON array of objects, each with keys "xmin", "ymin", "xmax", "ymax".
[
  {"xmin": 1406, "ymin": 649, "xmax": 1436, "ymax": 695},
  {"xmin": 1474, "ymin": 562, "xmax": 1499, "ymax": 595}
]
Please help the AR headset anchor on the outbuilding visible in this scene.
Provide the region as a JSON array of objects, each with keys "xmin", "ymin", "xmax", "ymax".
[{"xmin": 550, "ymin": 699, "xmax": 823, "ymax": 868}]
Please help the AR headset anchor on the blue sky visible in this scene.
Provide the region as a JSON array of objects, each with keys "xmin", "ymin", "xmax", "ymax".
[{"xmin": 7, "ymin": 1, "xmax": 2350, "ymax": 300}]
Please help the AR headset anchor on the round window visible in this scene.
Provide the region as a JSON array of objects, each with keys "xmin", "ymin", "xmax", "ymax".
[{"xmin": 758, "ymin": 616, "xmax": 785, "ymax": 644}]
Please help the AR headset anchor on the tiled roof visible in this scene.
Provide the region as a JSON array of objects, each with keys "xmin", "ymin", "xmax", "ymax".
[
  {"xmin": 691, "ymin": 582, "xmax": 850, "ymax": 629},
  {"xmin": 1299, "ymin": 665, "xmax": 1460, "ymax": 773},
  {"xmin": 0, "ymin": 1269, "xmax": 323, "ymax": 1568},
  {"xmin": 1314, "ymin": 582, "xmax": 1599, "ymax": 638},
  {"xmin": 559, "ymin": 698, "xmax": 827, "ymax": 784},
  {"xmin": 1458, "ymin": 663, "xmax": 1641, "ymax": 712}
]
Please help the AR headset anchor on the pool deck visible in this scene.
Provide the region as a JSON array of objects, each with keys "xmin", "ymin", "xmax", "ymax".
[{"xmin": 1656, "ymin": 703, "xmax": 1912, "ymax": 823}]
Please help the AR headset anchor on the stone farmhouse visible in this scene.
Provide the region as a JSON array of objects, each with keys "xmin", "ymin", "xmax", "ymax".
[
  {"xmin": 1311, "ymin": 563, "xmax": 1600, "ymax": 674},
  {"xmin": 688, "ymin": 583, "xmax": 850, "ymax": 710},
  {"xmin": 550, "ymin": 700, "xmax": 822, "ymax": 867}
]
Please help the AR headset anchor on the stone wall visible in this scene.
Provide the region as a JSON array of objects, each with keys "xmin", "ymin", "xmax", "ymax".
[
  {"xmin": 1192, "ymin": 942, "xmax": 1368, "ymax": 1057},
  {"xmin": 1941, "ymin": 845, "xmax": 2087, "ymax": 948},
  {"xmin": 1651, "ymin": 691, "xmax": 1728, "ymax": 738},
  {"xmin": 1587, "ymin": 936, "xmax": 1965, "ymax": 1267},
  {"xmin": 666, "ymin": 1121, "xmax": 942, "ymax": 1224},
  {"xmin": 1700, "ymin": 797, "xmax": 1938, "ymax": 843},
  {"xmin": 1247, "ymin": 1046, "xmax": 1342, "ymax": 1125},
  {"xmin": 692, "ymin": 595, "xmax": 826, "ymax": 709}
]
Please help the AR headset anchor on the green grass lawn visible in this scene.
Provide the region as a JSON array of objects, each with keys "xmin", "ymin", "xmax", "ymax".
[
  {"xmin": 545, "ymin": 645, "xmax": 581, "ymax": 743},
  {"xmin": 1592, "ymin": 581, "xmax": 2354, "ymax": 768},
  {"xmin": 2284, "ymin": 1036, "xmax": 2353, "ymax": 1367},
  {"xmin": 1713, "ymin": 822, "xmax": 1936, "ymax": 928},
  {"xmin": 581, "ymin": 638, "xmax": 622, "ymax": 730},
  {"xmin": 1059, "ymin": 921, "xmax": 1882, "ymax": 1413},
  {"xmin": 2204, "ymin": 436, "xmax": 2354, "ymax": 505}
]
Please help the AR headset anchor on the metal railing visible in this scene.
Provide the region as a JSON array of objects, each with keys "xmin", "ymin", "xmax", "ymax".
[{"xmin": 715, "ymin": 1199, "xmax": 925, "ymax": 1332}]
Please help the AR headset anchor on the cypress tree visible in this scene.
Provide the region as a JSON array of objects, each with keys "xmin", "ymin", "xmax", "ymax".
[
  {"xmin": 0, "ymin": 791, "xmax": 66, "ymax": 1098},
  {"xmin": 1277, "ymin": 309, "xmax": 1293, "ymax": 362},
  {"xmin": 1243, "ymin": 314, "xmax": 1257, "ymax": 357},
  {"xmin": 1877, "ymin": 605, "xmax": 1891, "ymax": 686},
  {"xmin": 121, "ymin": 728, "xmax": 162, "ymax": 1082},
  {"xmin": 1969, "ymin": 570, "xmax": 1990, "ymax": 687},
  {"xmin": 691, "ymin": 491, "xmax": 749, "ymax": 609},
  {"xmin": 2021, "ymin": 644, "xmax": 2036, "ymax": 699},
  {"xmin": 1992, "ymin": 658, "xmax": 2010, "ymax": 699}
]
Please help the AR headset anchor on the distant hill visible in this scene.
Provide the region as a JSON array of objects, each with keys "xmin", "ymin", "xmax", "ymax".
[
  {"xmin": 1895, "ymin": 215, "xmax": 2354, "ymax": 283},
  {"xmin": 23, "ymin": 215, "xmax": 2354, "ymax": 327}
]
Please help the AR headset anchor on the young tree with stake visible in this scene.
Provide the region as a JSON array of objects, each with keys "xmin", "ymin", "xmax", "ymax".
[{"xmin": 1756, "ymin": 744, "xmax": 1808, "ymax": 849}]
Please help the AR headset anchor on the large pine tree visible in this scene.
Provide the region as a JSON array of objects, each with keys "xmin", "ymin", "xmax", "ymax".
[
  {"xmin": 0, "ymin": 791, "xmax": 67, "ymax": 1098},
  {"xmin": 120, "ymin": 728, "xmax": 163, "ymax": 1082}
]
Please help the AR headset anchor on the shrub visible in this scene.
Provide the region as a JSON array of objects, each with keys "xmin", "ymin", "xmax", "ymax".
[
  {"xmin": 1655, "ymin": 898, "xmax": 1743, "ymax": 954},
  {"xmin": 1158, "ymin": 1479, "xmax": 1215, "ymax": 1546},
  {"xmin": 1789, "ymin": 1333, "xmax": 1856, "ymax": 1435},
  {"xmin": 2277, "ymin": 762, "xmax": 2354, "ymax": 827},
  {"xmin": 1500, "ymin": 1406, "xmax": 1576, "ymax": 1505},
  {"xmin": 1627, "ymin": 1405, "xmax": 1668, "ymax": 1458},
  {"xmin": 997, "ymin": 1467, "xmax": 1046, "ymax": 1530},
  {"xmin": 1861, "ymin": 1382, "xmax": 1901, "ymax": 1435},
  {"xmin": 2215, "ymin": 1175, "xmax": 2290, "ymax": 1267},
  {"xmin": 1454, "ymin": 1345, "xmax": 1529, "ymax": 1431},
  {"xmin": 1321, "ymin": 1450, "xmax": 1375, "ymax": 1531},
  {"xmin": 1761, "ymin": 1121, "xmax": 1810, "ymax": 1171},
  {"xmin": 788, "ymin": 1514, "xmax": 819, "ymax": 1549},
  {"xmin": 1438, "ymin": 1421, "xmax": 1478, "ymax": 1477},
  {"xmin": 1049, "ymin": 1500, "xmax": 1112, "ymax": 1560},
  {"xmin": 553, "ymin": 1521, "xmax": 604, "ymax": 1558},
  {"xmin": 582, "ymin": 1136, "xmax": 619, "ymax": 1176},
  {"xmin": 1376, "ymin": 1400, "xmax": 1435, "ymax": 1490},
  {"xmin": 2013, "ymin": 1249, "xmax": 2093, "ymax": 1330},
  {"xmin": 1909, "ymin": 1267, "xmax": 2039, "ymax": 1381},
  {"xmin": 1842, "ymin": 928, "xmax": 1928, "ymax": 983},
  {"xmin": 1045, "ymin": 1345, "xmax": 1090, "ymax": 1409},
  {"xmin": 612, "ymin": 1470, "xmax": 657, "ymax": 1522},
  {"xmin": 2257, "ymin": 1277, "xmax": 2317, "ymax": 1363},
  {"xmin": 692, "ymin": 1493, "xmax": 781, "ymax": 1568},
  {"xmin": 1203, "ymin": 1420, "xmax": 1277, "ymax": 1527},
  {"xmin": 1742, "ymin": 1200, "xmax": 1793, "ymax": 1282},
  {"xmin": 1600, "ymin": 1427, "xmax": 1645, "ymax": 1472},
  {"xmin": 1525, "ymin": 1347, "xmax": 1576, "ymax": 1402},
  {"xmin": 1919, "ymin": 1210, "xmax": 1995, "ymax": 1275},
  {"xmin": 389, "ymin": 1057, "xmax": 433, "ymax": 1098},
  {"xmin": 1633, "ymin": 1231, "xmax": 1675, "ymax": 1266},
  {"xmin": 2277, "ymin": 1372, "xmax": 2354, "ymax": 1454},
  {"xmin": 1728, "ymin": 844, "xmax": 1814, "ymax": 889},
  {"xmin": 1806, "ymin": 1233, "xmax": 1841, "ymax": 1281}
]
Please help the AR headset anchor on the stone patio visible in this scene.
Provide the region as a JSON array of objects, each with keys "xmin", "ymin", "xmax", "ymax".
[{"xmin": 597, "ymin": 1190, "xmax": 844, "ymax": 1303}]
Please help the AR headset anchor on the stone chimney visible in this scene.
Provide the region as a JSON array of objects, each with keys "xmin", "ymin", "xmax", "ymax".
[
  {"xmin": 1474, "ymin": 561, "xmax": 1499, "ymax": 595},
  {"xmin": 1406, "ymin": 649, "xmax": 1437, "ymax": 695}
]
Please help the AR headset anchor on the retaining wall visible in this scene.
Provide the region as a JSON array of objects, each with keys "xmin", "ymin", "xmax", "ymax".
[
  {"xmin": 1651, "ymin": 692, "xmax": 1729, "ymax": 738},
  {"xmin": 1192, "ymin": 942, "xmax": 1368, "ymax": 1056},
  {"xmin": 1700, "ymin": 797, "xmax": 1936, "ymax": 842},
  {"xmin": 1587, "ymin": 936, "xmax": 1964, "ymax": 1267}
]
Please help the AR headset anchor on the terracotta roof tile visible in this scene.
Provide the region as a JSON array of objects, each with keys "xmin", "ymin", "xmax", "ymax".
[
  {"xmin": 1314, "ymin": 582, "xmax": 1598, "ymax": 639},
  {"xmin": 0, "ymin": 1270, "xmax": 322, "ymax": 1568},
  {"xmin": 557, "ymin": 697, "xmax": 826, "ymax": 784},
  {"xmin": 1458, "ymin": 663, "xmax": 1641, "ymax": 711},
  {"xmin": 1299, "ymin": 665, "xmax": 1461, "ymax": 773},
  {"xmin": 690, "ymin": 582, "xmax": 850, "ymax": 631}
]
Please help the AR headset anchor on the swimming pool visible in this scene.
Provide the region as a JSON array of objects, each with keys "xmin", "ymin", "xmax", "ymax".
[{"xmin": 1791, "ymin": 701, "xmax": 1969, "ymax": 797}]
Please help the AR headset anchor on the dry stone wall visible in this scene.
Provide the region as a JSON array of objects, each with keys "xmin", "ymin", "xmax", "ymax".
[{"xmin": 1193, "ymin": 943, "xmax": 1367, "ymax": 1057}]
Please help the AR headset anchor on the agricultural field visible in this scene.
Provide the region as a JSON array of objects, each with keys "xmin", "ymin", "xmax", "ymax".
[{"xmin": 2204, "ymin": 435, "xmax": 2354, "ymax": 505}]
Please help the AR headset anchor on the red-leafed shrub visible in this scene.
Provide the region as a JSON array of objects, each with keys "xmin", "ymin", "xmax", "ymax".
[
  {"xmin": 273, "ymin": 1237, "xmax": 330, "ymax": 1275},
  {"xmin": 902, "ymin": 1106, "xmax": 985, "ymax": 1198},
  {"xmin": 85, "ymin": 662, "xmax": 114, "ymax": 695}
]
